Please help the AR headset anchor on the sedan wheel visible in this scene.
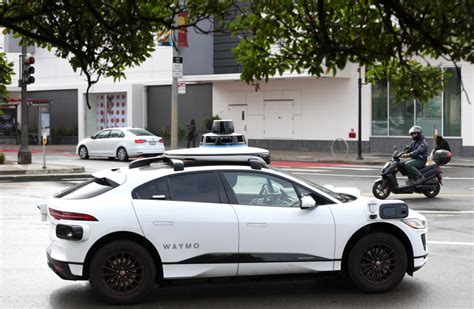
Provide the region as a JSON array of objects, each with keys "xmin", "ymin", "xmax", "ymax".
[
  {"xmin": 78, "ymin": 146, "xmax": 89, "ymax": 159},
  {"xmin": 347, "ymin": 233, "xmax": 407, "ymax": 293},
  {"xmin": 89, "ymin": 240, "xmax": 155, "ymax": 305},
  {"xmin": 117, "ymin": 147, "xmax": 129, "ymax": 161}
]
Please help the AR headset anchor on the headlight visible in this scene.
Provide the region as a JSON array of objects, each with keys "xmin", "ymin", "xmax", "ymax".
[{"xmin": 401, "ymin": 218, "xmax": 427, "ymax": 229}]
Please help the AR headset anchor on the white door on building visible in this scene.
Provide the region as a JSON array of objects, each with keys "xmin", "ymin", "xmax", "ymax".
[
  {"xmin": 227, "ymin": 104, "xmax": 247, "ymax": 134},
  {"xmin": 264, "ymin": 100, "xmax": 294, "ymax": 139}
]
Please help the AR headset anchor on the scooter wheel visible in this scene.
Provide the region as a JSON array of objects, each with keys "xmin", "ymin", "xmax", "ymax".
[
  {"xmin": 423, "ymin": 181, "xmax": 441, "ymax": 198},
  {"xmin": 372, "ymin": 180, "xmax": 391, "ymax": 199}
]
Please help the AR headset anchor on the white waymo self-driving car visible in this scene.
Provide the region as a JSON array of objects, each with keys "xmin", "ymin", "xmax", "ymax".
[{"xmin": 38, "ymin": 153, "xmax": 428, "ymax": 305}]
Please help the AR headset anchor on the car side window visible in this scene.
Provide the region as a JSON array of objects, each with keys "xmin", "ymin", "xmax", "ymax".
[
  {"xmin": 223, "ymin": 172, "xmax": 300, "ymax": 207},
  {"xmin": 132, "ymin": 177, "xmax": 170, "ymax": 200},
  {"xmin": 96, "ymin": 130, "xmax": 111, "ymax": 139},
  {"xmin": 110, "ymin": 130, "xmax": 123, "ymax": 138},
  {"xmin": 169, "ymin": 172, "xmax": 221, "ymax": 204}
]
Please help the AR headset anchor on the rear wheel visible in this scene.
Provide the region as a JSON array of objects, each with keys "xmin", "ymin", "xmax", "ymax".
[
  {"xmin": 89, "ymin": 240, "xmax": 155, "ymax": 305},
  {"xmin": 117, "ymin": 147, "xmax": 129, "ymax": 161},
  {"xmin": 347, "ymin": 233, "xmax": 407, "ymax": 293},
  {"xmin": 423, "ymin": 181, "xmax": 441, "ymax": 198},
  {"xmin": 372, "ymin": 179, "xmax": 391, "ymax": 199},
  {"xmin": 78, "ymin": 146, "xmax": 89, "ymax": 159}
]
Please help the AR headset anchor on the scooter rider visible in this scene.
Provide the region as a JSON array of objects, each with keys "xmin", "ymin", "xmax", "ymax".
[{"xmin": 400, "ymin": 126, "xmax": 428, "ymax": 185}]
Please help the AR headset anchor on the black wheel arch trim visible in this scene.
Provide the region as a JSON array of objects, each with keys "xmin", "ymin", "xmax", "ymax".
[
  {"xmin": 83, "ymin": 231, "xmax": 164, "ymax": 283},
  {"xmin": 341, "ymin": 222, "xmax": 415, "ymax": 275}
]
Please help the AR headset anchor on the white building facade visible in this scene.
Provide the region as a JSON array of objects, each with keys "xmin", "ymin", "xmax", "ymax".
[{"xmin": 2, "ymin": 30, "xmax": 473, "ymax": 156}]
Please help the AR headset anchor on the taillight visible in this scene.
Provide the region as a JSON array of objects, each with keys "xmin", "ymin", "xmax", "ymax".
[
  {"xmin": 135, "ymin": 139, "xmax": 146, "ymax": 144},
  {"xmin": 49, "ymin": 208, "xmax": 98, "ymax": 221},
  {"xmin": 158, "ymin": 138, "xmax": 164, "ymax": 144}
]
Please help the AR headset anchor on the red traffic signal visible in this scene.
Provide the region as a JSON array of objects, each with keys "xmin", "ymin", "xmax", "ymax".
[
  {"xmin": 22, "ymin": 55, "xmax": 35, "ymax": 85},
  {"xmin": 24, "ymin": 56, "xmax": 35, "ymax": 65}
]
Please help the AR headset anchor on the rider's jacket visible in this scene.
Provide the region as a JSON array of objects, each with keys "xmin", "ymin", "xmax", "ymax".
[{"xmin": 408, "ymin": 135, "xmax": 428, "ymax": 163}]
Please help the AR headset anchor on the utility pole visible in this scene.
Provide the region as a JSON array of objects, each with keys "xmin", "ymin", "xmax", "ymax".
[
  {"xmin": 357, "ymin": 66, "xmax": 363, "ymax": 160},
  {"xmin": 170, "ymin": 47, "xmax": 181, "ymax": 149},
  {"xmin": 18, "ymin": 45, "xmax": 32, "ymax": 164}
]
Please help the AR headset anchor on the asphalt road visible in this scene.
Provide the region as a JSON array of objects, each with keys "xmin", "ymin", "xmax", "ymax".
[{"xmin": 0, "ymin": 158, "xmax": 473, "ymax": 308}]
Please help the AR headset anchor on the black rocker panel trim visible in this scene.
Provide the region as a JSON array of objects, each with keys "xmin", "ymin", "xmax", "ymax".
[{"xmin": 162, "ymin": 253, "xmax": 336, "ymax": 265}]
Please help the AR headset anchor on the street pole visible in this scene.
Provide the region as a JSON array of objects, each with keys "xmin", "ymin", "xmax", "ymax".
[
  {"xmin": 170, "ymin": 46, "xmax": 179, "ymax": 149},
  {"xmin": 357, "ymin": 67, "xmax": 363, "ymax": 160},
  {"xmin": 18, "ymin": 45, "xmax": 32, "ymax": 164}
]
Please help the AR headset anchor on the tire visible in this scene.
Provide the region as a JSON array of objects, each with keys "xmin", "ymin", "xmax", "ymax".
[
  {"xmin": 78, "ymin": 146, "xmax": 89, "ymax": 159},
  {"xmin": 117, "ymin": 147, "xmax": 129, "ymax": 161},
  {"xmin": 347, "ymin": 233, "xmax": 407, "ymax": 293},
  {"xmin": 423, "ymin": 181, "xmax": 441, "ymax": 198},
  {"xmin": 372, "ymin": 180, "xmax": 391, "ymax": 199},
  {"xmin": 89, "ymin": 240, "xmax": 156, "ymax": 305}
]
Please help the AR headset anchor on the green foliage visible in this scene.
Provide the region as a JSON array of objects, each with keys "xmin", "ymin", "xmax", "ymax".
[
  {"xmin": 229, "ymin": 0, "xmax": 473, "ymax": 103},
  {"xmin": 203, "ymin": 114, "xmax": 221, "ymax": 131},
  {"xmin": 0, "ymin": 52, "xmax": 14, "ymax": 103},
  {"xmin": 0, "ymin": 0, "xmax": 236, "ymax": 108},
  {"xmin": 0, "ymin": 152, "xmax": 5, "ymax": 164}
]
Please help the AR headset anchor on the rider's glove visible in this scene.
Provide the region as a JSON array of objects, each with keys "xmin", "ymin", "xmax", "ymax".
[{"xmin": 401, "ymin": 153, "xmax": 411, "ymax": 158}]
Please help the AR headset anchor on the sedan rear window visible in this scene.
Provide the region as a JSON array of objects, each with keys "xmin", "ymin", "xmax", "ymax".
[
  {"xmin": 127, "ymin": 129, "xmax": 154, "ymax": 136},
  {"xmin": 54, "ymin": 178, "xmax": 118, "ymax": 199}
]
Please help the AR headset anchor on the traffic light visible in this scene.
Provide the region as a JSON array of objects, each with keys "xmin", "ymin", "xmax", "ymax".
[{"xmin": 22, "ymin": 55, "xmax": 35, "ymax": 85}]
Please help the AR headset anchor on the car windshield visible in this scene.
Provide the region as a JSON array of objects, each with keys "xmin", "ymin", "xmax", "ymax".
[
  {"xmin": 271, "ymin": 167, "xmax": 347, "ymax": 202},
  {"xmin": 127, "ymin": 129, "xmax": 155, "ymax": 136}
]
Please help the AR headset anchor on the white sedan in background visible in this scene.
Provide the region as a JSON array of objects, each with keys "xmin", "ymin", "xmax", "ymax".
[{"xmin": 77, "ymin": 127, "xmax": 165, "ymax": 161}]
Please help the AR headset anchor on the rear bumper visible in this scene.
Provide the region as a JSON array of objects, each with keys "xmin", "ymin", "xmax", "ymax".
[{"xmin": 47, "ymin": 249, "xmax": 83, "ymax": 281}]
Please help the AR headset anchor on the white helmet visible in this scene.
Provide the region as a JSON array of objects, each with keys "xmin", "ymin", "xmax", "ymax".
[{"xmin": 409, "ymin": 126, "xmax": 422, "ymax": 135}]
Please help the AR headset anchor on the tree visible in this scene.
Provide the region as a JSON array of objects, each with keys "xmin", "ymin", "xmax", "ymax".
[
  {"xmin": 0, "ymin": 52, "xmax": 14, "ymax": 102},
  {"xmin": 228, "ymin": 0, "xmax": 473, "ymax": 103},
  {"xmin": 0, "ymin": 0, "xmax": 236, "ymax": 108}
]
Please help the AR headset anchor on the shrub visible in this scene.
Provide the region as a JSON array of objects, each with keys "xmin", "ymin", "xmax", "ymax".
[
  {"xmin": 0, "ymin": 152, "xmax": 5, "ymax": 164},
  {"xmin": 203, "ymin": 114, "xmax": 220, "ymax": 132}
]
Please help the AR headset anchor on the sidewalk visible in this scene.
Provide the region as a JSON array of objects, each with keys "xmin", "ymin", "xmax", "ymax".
[{"xmin": 1, "ymin": 144, "xmax": 473, "ymax": 181}]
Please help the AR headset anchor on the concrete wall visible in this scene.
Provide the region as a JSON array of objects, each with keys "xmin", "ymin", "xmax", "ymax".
[
  {"xmin": 147, "ymin": 84, "xmax": 213, "ymax": 137},
  {"xmin": 212, "ymin": 65, "xmax": 372, "ymax": 143},
  {"xmin": 181, "ymin": 20, "xmax": 214, "ymax": 75}
]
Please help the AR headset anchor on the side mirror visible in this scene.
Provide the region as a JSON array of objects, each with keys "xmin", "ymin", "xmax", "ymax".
[
  {"xmin": 90, "ymin": 135, "xmax": 96, "ymax": 139},
  {"xmin": 404, "ymin": 145, "xmax": 410, "ymax": 151},
  {"xmin": 300, "ymin": 195, "xmax": 317, "ymax": 209}
]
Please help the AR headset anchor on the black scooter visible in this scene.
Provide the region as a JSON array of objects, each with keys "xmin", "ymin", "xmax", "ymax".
[{"xmin": 372, "ymin": 149, "xmax": 443, "ymax": 199}]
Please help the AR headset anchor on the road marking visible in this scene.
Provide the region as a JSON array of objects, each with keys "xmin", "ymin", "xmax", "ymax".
[
  {"xmin": 287, "ymin": 171, "xmax": 474, "ymax": 180},
  {"xmin": 284, "ymin": 167, "xmax": 377, "ymax": 172},
  {"xmin": 1, "ymin": 195, "xmax": 47, "ymax": 201},
  {"xmin": 428, "ymin": 241, "xmax": 474, "ymax": 246},
  {"xmin": 415, "ymin": 210, "xmax": 474, "ymax": 214}
]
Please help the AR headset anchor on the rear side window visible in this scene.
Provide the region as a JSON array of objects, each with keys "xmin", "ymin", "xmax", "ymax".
[
  {"xmin": 133, "ymin": 178, "xmax": 170, "ymax": 200},
  {"xmin": 169, "ymin": 172, "xmax": 220, "ymax": 203},
  {"xmin": 54, "ymin": 178, "xmax": 118, "ymax": 199},
  {"xmin": 128, "ymin": 129, "xmax": 154, "ymax": 136}
]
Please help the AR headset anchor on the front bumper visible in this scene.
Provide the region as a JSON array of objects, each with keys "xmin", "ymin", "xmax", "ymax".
[{"xmin": 47, "ymin": 249, "xmax": 83, "ymax": 281}]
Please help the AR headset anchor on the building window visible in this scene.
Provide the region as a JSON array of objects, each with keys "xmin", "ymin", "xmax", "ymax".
[{"xmin": 371, "ymin": 67, "xmax": 461, "ymax": 137}]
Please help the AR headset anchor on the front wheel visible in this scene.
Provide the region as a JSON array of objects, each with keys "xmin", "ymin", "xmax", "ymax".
[
  {"xmin": 78, "ymin": 146, "xmax": 89, "ymax": 159},
  {"xmin": 423, "ymin": 181, "xmax": 441, "ymax": 198},
  {"xmin": 347, "ymin": 233, "xmax": 407, "ymax": 293},
  {"xmin": 372, "ymin": 179, "xmax": 391, "ymax": 199},
  {"xmin": 89, "ymin": 240, "xmax": 156, "ymax": 305}
]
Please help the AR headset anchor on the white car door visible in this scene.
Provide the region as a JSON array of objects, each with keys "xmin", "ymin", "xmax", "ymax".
[
  {"xmin": 132, "ymin": 171, "xmax": 239, "ymax": 279},
  {"xmin": 221, "ymin": 171, "xmax": 336, "ymax": 276},
  {"xmin": 104, "ymin": 129, "xmax": 123, "ymax": 157},
  {"xmin": 88, "ymin": 129, "xmax": 110, "ymax": 156}
]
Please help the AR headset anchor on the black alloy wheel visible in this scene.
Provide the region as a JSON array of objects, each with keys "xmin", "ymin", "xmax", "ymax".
[
  {"xmin": 89, "ymin": 240, "xmax": 155, "ymax": 305},
  {"xmin": 372, "ymin": 180, "xmax": 391, "ymax": 199},
  {"xmin": 78, "ymin": 146, "xmax": 89, "ymax": 159},
  {"xmin": 348, "ymin": 233, "xmax": 407, "ymax": 293}
]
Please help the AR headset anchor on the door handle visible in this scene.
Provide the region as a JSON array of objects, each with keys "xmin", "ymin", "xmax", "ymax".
[
  {"xmin": 247, "ymin": 223, "xmax": 267, "ymax": 228},
  {"xmin": 153, "ymin": 221, "xmax": 174, "ymax": 226}
]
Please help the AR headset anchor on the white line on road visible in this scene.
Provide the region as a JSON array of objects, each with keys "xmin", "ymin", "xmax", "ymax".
[
  {"xmin": 415, "ymin": 210, "xmax": 474, "ymax": 214},
  {"xmin": 428, "ymin": 241, "xmax": 474, "ymax": 246},
  {"xmin": 288, "ymin": 171, "xmax": 474, "ymax": 180}
]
